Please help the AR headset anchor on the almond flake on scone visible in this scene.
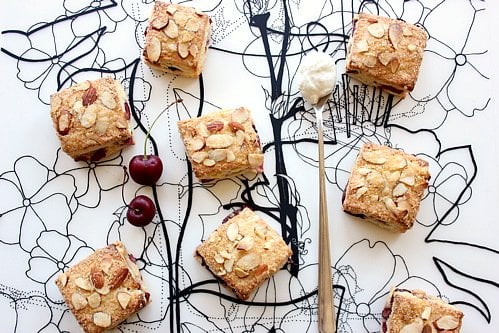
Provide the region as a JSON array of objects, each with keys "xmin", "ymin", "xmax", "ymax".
[
  {"xmin": 196, "ymin": 207, "xmax": 292, "ymax": 300},
  {"xmin": 55, "ymin": 241, "xmax": 150, "ymax": 333},
  {"xmin": 49, "ymin": 77, "xmax": 134, "ymax": 161}
]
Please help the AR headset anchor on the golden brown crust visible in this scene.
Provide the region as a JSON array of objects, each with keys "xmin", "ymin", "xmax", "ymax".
[
  {"xmin": 384, "ymin": 289, "xmax": 463, "ymax": 333},
  {"xmin": 342, "ymin": 143, "xmax": 430, "ymax": 232},
  {"xmin": 177, "ymin": 107, "xmax": 264, "ymax": 181},
  {"xmin": 55, "ymin": 242, "xmax": 150, "ymax": 333},
  {"xmin": 345, "ymin": 13, "xmax": 427, "ymax": 96},
  {"xmin": 143, "ymin": 2, "xmax": 211, "ymax": 78},
  {"xmin": 49, "ymin": 77, "xmax": 134, "ymax": 161},
  {"xmin": 196, "ymin": 207, "xmax": 292, "ymax": 300}
]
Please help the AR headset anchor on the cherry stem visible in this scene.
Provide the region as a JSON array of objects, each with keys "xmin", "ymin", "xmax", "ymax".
[{"xmin": 142, "ymin": 98, "xmax": 183, "ymax": 159}]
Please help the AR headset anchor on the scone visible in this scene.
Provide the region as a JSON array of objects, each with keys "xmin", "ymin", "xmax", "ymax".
[
  {"xmin": 50, "ymin": 78, "xmax": 134, "ymax": 161},
  {"xmin": 345, "ymin": 13, "xmax": 427, "ymax": 96},
  {"xmin": 143, "ymin": 1, "xmax": 211, "ymax": 78},
  {"xmin": 342, "ymin": 143, "xmax": 430, "ymax": 232},
  {"xmin": 196, "ymin": 207, "xmax": 292, "ymax": 300},
  {"xmin": 382, "ymin": 288, "xmax": 464, "ymax": 333},
  {"xmin": 55, "ymin": 242, "xmax": 150, "ymax": 333},
  {"xmin": 177, "ymin": 107, "xmax": 264, "ymax": 182}
]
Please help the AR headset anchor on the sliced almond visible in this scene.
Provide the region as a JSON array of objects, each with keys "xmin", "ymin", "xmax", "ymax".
[
  {"xmin": 185, "ymin": 18, "xmax": 200, "ymax": 32},
  {"xmin": 226, "ymin": 150, "xmax": 236, "ymax": 162},
  {"xmin": 146, "ymin": 36, "xmax": 161, "ymax": 63},
  {"xmin": 90, "ymin": 266, "xmax": 105, "ymax": 289},
  {"xmin": 189, "ymin": 44, "xmax": 199, "ymax": 57},
  {"xmin": 388, "ymin": 23, "xmax": 403, "ymax": 48},
  {"xmin": 202, "ymin": 158, "xmax": 215, "ymax": 167},
  {"xmin": 248, "ymin": 153, "xmax": 264, "ymax": 169},
  {"xmin": 164, "ymin": 21, "xmax": 179, "ymax": 38},
  {"xmin": 392, "ymin": 183, "xmax": 407, "ymax": 197},
  {"xmin": 72, "ymin": 100, "xmax": 84, "ymax": 116},
  {"xmin": 263, "ymin": 241, "xmax": 272, "ymax": 250},
  {"xmin": 214, "ymin": 253, "xmax": 225, "ymax": 264},
  {"xmin": 357, "ymin": 167, "xmax": 372, "ymax": 176},
  {"xmin": 209, "ymin": 149, "xmax": 227, "ymax": 162},
  {"xmin": 355, "ymin": 186, "xmax": 368, "ymax": 199},
  {"xmin": 234, "ymin": 267, "xmax": 249, "ymax": 278},
  {"xmin": 117, "ymin": 292, "xmax": 131, "ymax": 309},
  {"xmin": 407, "ymin": 44, "xmax": 418, "ymax": 52},
  {"xmin": 74, "ymin": 80, "xmax": 90, "ymax": 91},
  {"xmin": 206, "ymin": 120, "xmax": 224, "ymax": 132},
  {"xmin": 95, "ymin": 116, "xmax": 109, "ymax": 135},
  {"xmin": 226, "ymin": 223, "xmax": 239, "ymax": 242},
  {"xmin": 362, "ymin": 151, "xmax": 387, "ymax": 164},
  {"xmin": 421, "ymin": 306, "xmax": 432, "ymax": 320},
  {"xmin": 191, "ymin": 151, "xmax": 209, "ymax": 163},
  {"xmin": 71, "ymin": 292, "xmax": 88, "ymax": 310},
  {"xmin": 206, "ymin": 134, "xmax": 234, "ymax": 149},
  {"xmin": 383, "ymin": 197, "xmax": 399, "ymax": 216},
  {"xmin": 80, "ymin": 105, "xmax": 98, "ymax": 128},
  {"xmin": 95, "ymin": 286, "xmax": 110, "ymax": 295},
  {"xmin": 378, "ymin": 52, "xmax": 395, "ymax": 66},
  {"xmin": 216, "ymin": 268, "xmax": 227, "ymax": 276},
  {"xmin": 231, "ymin": 108, "xmax": 250, "ymax": 123},
  {"xmin": 387, "ymin": 156, "xmax": 407, "ymax": 170},
  {"xmin": 93, "ymin": 312, "xmax": 112, "ymax": 328},
  {"xmin": 82, "ymin": 86, "xmax": 98, "ymax": 107},
  {"xmin": 254, "ymin": 226, "xmax": 268, "ymax": 239},
  {"xmin": 434, "ymin": 315, "xmax": 460, "ymax": 330},
  {"xmin": 109, "ymin": 267, "xmax": 129, "ymax": 290},
  {"xmin": 173, "ymin": 11, "xmax": 189, "ymax": 27},
  {"xmin": 87, "ymin": 292, "xmax": 101, "ymax": 309},
  {"xmin": 367, "ymin": 23, "xmax": 385, "ymax": 38},
  {"xmin": 151, "ymin": 16, "xmax": 169, "ymax": 30},
  {"xmin": 196, "ymin": 123, "xmax": 210, "ymax": 137},
  {"xmin": 74, "ymin": 277, "xmax": 94, "ymax": 291},
  {"xmin": 179, "ymin": 31, "xmax": 195, "ymax": 43},
  {"xmin": 399, "ymin": 176, "xmax": 415, "ymax": 186},
  {"xmin": 178, "ymin": 42, "xmax": 190, "ymax": 58},
  {"xmin": 362, "ymin": 54, "xmax": 378, "ymax": 68},
  {"xmin": 356, "ymin": 39, "xmax": 369, "ymax": 53},
  {"xmin": 237, "ymin": 236, "xmax": 254, "ymax": 251},
  {"xmin": 235, "ymin": 130, "xmax": 246, "ymax": 146},
  {"xmin": 57, "ymin": 273, "xmax": 68, "ymax": 287},
  {"xmin": 223, "ymin": 258, "xmax": 234, "ymax": 273},
  {"xmin": 389, "ymin": 57, "xmax": 400, "ymax": 73},
  {"xmin": 189, "ymin": 136, "xmax": 205, "ymax": 151},
  {"xmin": 100, "ymin": 91, "xmax": 116, "ymax": 109},
  {"xmin": 236, "ymin": 252, "xmax": 262, "ymax": 271},
  {"xmin": 166, "ymin": 4, "xmax": 177, "ymax": 15},
  {"xmin": 219, "ymin": 249, "xmax": 232, "ymax": 259}
]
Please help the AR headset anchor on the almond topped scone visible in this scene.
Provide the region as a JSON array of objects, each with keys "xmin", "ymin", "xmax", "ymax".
[
  {"xmin": 382, "ymin": 288, "xmax": 464, "ymax": 333},
  {"xmin": 196, "ymin": 207, "xmax": 292, "ymax": 300},
  {"xmin": 49, "ymin": 77, "xmax": 134, "ymax": 161},
  {"xmin": 342, "ymin": 143, "xmax": 430, "ymax": 232},
  {"xmin": 345, "ymin": 13, "xmax": 427, "ymax": 96},
  {"xmin": 55, "ymin": 242, "xmax": 150, "ymax": 333},
  {"xmin": 177, "ymin": 107, "xmax": 264, "ymax": 182},
  {"xmin": 143, "ymin": 1, "xmax": 211, "ymax": 78}
]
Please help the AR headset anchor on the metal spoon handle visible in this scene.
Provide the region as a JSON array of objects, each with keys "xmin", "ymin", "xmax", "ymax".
[{"xmin": 315, "ymin": 103, "xmax": 336, "ymax": 333}]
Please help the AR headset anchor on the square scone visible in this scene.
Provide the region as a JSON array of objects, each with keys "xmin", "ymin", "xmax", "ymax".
[
  {"xmin": 345, "ymin": 13, "xmax": 427, "ymax": 96},
  {"xmin": 382, "ymin": 289, "xmax": 464, "ymax": 333},
  {"xmin": 143, "ymin": 1, "xmax": 211, "ymax": 78},
  {"xmin": 342, "ymin": 143, "xmax": 430, "ymax": 232},
  {"xmin": 50, "ymin": 77, "xmax": 134, "ymax": 161},
  {"xmin": 55, "ymin": 241, "xmax": 150, "ymax": 333},
  {"xmin": 177, "ymin": 107, "xmax": 264, "ymax": 181},
  {"xmin": 196, "ymin": 207, "xmax": 292, "ymax": 300}
]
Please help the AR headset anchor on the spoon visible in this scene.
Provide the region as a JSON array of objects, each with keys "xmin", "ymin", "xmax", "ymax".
[{"xmin": 313, "ymin": 92, "xmax": 336, "ymax": 333}]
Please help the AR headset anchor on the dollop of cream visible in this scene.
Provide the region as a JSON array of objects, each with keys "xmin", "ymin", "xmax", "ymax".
[{"xmin": 297, "ymin": 51, "xmax": 337, "ymax": 105}]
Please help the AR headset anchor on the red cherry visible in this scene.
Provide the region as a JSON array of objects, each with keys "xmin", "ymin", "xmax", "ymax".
[
  {"xmin": 126, "ymin": 195, "xmax": 156, "ymax": 227},
  {"xmin": 129, "ymin": 154, "xmax": 163, "ymax": 186}
]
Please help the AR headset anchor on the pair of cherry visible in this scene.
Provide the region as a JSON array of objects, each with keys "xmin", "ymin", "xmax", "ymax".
[{"xmin": 126, "ymin": 99, "xmax": 181, "ymax": 227}]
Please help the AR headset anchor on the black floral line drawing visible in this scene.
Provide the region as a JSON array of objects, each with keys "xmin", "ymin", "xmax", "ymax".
[{"xmin": 0, "ymin": 0, "xmax": 495, "ymax": 332}]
